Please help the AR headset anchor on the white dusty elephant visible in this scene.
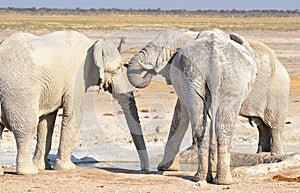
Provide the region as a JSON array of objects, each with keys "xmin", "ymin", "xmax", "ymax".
[
  {"xmin": 0, "ymin": 31, "xmax": 149, "ymax": 175},
  {"xmin": 126, "ymin": 29, "xmax": 290, "ymax": 184}
]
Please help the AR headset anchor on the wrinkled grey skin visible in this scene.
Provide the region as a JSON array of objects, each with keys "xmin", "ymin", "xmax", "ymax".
[
  {"xmin": 157, "ymin": 33, "xmax": 290, "ymax": 181},
  {"xmin": 167, "ymin": 30, "xmax": 257, "ymax": 184},
  {"xmin": 126, "ymin": 29, "xmax": 199, "ymax": 88},
  {"xmin": 126, "ymin": 29, "xmax": 289, "ymax": 184},
  {"xmin": 0, "ymin": 31, "xmax": 149, "ymax": 175}
]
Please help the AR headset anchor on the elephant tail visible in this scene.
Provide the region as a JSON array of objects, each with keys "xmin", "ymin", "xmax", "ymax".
[
  {"xmin": 0, "ymin": 97, "xmax": 2, "ymax": 121},
  {"xmin": 0, "ymin": 97, "xmax": 3, "ymax": 138}
]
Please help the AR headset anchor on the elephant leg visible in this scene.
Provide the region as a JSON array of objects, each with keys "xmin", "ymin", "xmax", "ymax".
[
  {"xmin": 270, "ymin": 125, "xmax": 284, "ymax": 154},
  {"xmin": 191, "ymin": 103, "xmax": 211, "ymax": 183},
  {"xmin": 188, "ymin": 89, "xmax": 212, "ymax": 152},
  {"xmin": 158, "ymin": 99, "xmax": 190, "ymax": 171},
  {"xmin": 257, "ymin": 122, "xmax": 271, "ymax": 153},
  {"xmin": 14, "ymin": 119, "xmax": 39, "ymax": 175},
  {"xmin": 167, "ymin": 99, "xmax": 182, "ymax": 141},
  {"xmin": 33, "ymin": 110, "xmax": 58, "ymax": 170},
  {"xmin": 0, "ymin": 123, "xmax": 3, "ymax": 175},
  {"xmin": 54, "ymin": 97, "xmax": 77, "ymax": 170},
  {"xmin": 213, "ymin": 103, "xmax": 240, "ymax": 185}
]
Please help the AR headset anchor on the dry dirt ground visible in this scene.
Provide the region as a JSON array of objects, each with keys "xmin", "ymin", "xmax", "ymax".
[{"xmin": 1, "ymin": 29, "xmax": 300, "ymax": 192}]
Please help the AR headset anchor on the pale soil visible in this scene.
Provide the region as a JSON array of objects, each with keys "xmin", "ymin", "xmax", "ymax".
[{"xmin": 1, "ymin": 29, "xmax": 300, "ymax": 192}]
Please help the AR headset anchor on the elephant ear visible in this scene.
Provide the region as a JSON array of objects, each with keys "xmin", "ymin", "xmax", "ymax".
[
  {"xmin": 92, "ymin": 39, "xmax": 105, "ymax": 82},
  {"xmin": 229, "ymin": 33, "xmax": 255, "ymax": 58}
]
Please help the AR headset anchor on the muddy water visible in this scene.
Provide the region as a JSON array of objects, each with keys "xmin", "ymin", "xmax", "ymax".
[{"xmin": 76, "ymin": 161, "xmax": 198, "ymax": 172}]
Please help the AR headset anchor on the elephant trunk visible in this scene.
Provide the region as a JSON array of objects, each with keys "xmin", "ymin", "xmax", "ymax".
[
  {"xmin": 113, "ymin": 92, "xmax": 149, "ymax": 171},
  {"xmin": 155, "ymin": 31, "xmax": 199, "ymax": 72},
  {"xmin": 126, "ymin": 60, "xmax": 154, "ymax": 89},
  {"xmin": 126, "ymin": 42, "xmax": 160, "ymax": 88},
  {"xmin": 127, "ymin": 29, "xmax": 198, "ymax": 89}
]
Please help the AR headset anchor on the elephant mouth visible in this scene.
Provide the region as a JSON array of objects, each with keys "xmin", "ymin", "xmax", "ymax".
[
  {"xmin": 103, "ymin": 83, "xmax": 112, "ymax": 93},
  {"xmin": 97, "ymin": 78, "xmax": 112, "ymax": 93}
]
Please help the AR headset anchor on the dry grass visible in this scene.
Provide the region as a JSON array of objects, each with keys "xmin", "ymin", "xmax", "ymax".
[
  {"xmin": 0, "ymin": 12, "xmax": 299, "ymax": 31},
  {"xmin": 290, "ymin": 76, "xmax": 300, "ymax": 95},
  {"xmin": 0, "ymin": 11, "xmax": 298, "ymax": 93}
]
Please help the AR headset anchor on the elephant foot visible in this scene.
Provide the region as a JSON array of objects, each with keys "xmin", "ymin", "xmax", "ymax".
[
  {"xmin": 194, "ymin": 172, "xmax": 206, "ymax": 182},
  {"xmin": 33, "ymin": 156, "xmax": 45, "ymax": 170},
  {"xmin": 17, "ymin": 163, "xmax": 39, "ymax": 175},
  {"xmin": 44, "ymin": 161, "xmax": 52, "ymax": 170},
  {"xmin": 194, "ymin": 171, "xmax": 213, "ymax": 183},
  {"xmin": 141, "ymin": 167, "xmax": 150, "ymax": 172},
  {"xmin": 54, "ymin": 159, "xmax": 76, "ymax": 170},
  {"xmin": 206, "ymin": 173, "xmax": 214, "ymax": 183},
  {"xmin": 213, "ymin": 173, "xmax": 232, "ymax": 185},
  {"xmin": 33, "ymin": 157, "xmax": 52, "ymax": 170},
  {"xmin": 157, "ymin": 155, "xmax": 180, "ymax": 171}
]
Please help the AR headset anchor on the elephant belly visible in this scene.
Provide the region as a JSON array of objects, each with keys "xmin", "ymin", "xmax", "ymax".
[{"xmin": 38, "ymin": 89, "xmax": 64, "ymax": 117}]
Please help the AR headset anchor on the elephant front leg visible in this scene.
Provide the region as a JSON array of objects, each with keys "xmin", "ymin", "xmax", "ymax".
[
  {"xmin": 33, "ymin": 111, "xmax": 57, "ymax": 170},
  {"xmin": 255, "ymin": 118, "xmax": 283, "ymax": 154},
  {"xmin": 158, "ymin": 99, "xmax": 189, "ymax": 171},
  {"xmin": 270, "ymin": 126, "xmax": 284, "ymax": 154},
  {"xmin": 257, "ymin": 122, "xmax": 271, "ymax": 153},
  {"xmin": 54, "ymin": 100, "xmax": 77, "ymax": 170}
]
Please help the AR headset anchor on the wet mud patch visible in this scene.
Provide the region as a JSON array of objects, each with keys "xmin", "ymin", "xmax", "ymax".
[{"xmin": 179, "ymin": 149, "xmax": 287, "ymax": 167}]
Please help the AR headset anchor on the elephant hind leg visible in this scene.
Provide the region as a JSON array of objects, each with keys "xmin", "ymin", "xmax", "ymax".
[
  {"xmin": 185, "ymin": 96, "xmax": 210, "ymax": 183},
  {"xmin": 2, "ymin": 101, "xmax": 39, "ymax": 174},
  {"xmin": 33, "ymin": 110, "xmax": 58, "ymax": 170},
  {"xmin": 54, "ymin": 96, "xmax": 77, "ymax": 171},
  {"xmin": 213, "ymin": 100, "xmax": 242, "ymax": 185},
  {"xmin": 54, "ymin": 114, "xmax": 77, "ymax": 171},
  {"xmin": 14, "ymin": 121, "xmax": 39, "ymax": 175}
]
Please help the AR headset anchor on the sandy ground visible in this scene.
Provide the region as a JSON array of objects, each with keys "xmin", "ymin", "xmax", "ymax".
[{"xmin": 1, "ymin": 29, "xmax": 300, "ymax": 192}]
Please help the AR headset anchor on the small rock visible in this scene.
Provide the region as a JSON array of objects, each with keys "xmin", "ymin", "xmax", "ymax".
[{"xmin": 195, "ymin": 180, "xmax": 208, "ymax": 187}]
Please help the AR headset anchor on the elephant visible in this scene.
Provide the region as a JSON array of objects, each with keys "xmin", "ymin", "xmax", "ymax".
[
  {"xmin": 126, "ymin": 29, "xmax": 290, "ymax": 184},
  {"xmin": 0, "ymin": 30, "xmax": 149, "ymax": 175}
]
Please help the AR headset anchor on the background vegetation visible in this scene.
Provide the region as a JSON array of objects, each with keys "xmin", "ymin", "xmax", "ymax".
[{"xmin": 0, "ymin": 8, "xmax": 299, "ymax": 31}]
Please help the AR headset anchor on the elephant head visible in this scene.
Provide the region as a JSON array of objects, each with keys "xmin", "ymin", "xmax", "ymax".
[
  {"xmin": 87, "ymin": 39, "xmax": 149, "ymax": 171},
  {"xmin": 229, "ymin": 32, "xmax": 255, "ymax": 58},
  {"xmin": 126, "ymin": 29, "xmax": 199, "ymax": 88},
  {"xmin": 90, "ymin": 39, "xmax": 132, "ymax": 94}
]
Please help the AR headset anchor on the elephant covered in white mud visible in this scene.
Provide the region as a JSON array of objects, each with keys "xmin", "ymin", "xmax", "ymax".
[
  {"xmin": 126, "ymin": 29, "xmax": 290, "ymax": 184},
  {"xmin": 0, "ymin": 31, "xmax": 149, "ymax": 175}
]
